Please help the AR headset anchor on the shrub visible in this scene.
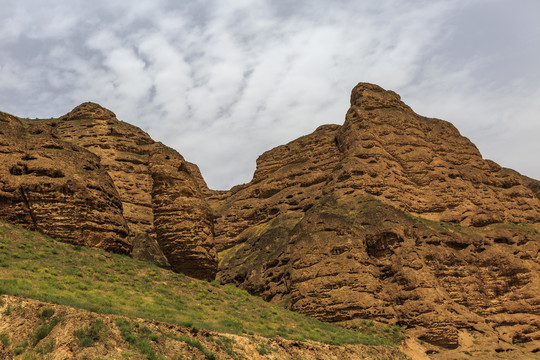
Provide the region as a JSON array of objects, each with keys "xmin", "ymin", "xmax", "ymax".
[
  {"xmin": 115, "ymin": 318, "xmax": 136, "ymax": 344},
  {"xmin": 36, "ymin": 339, "xmax": 55, "ymax": 354},
  {"xmin": 114, "ymin": 319, "xmax": 165, "ymax": 360},
  {"xmin": 256, "ymin": 343, "xmax": 273, "ymax": 355},
  {"xmin": 174, "ymin": 335, "xmax": 216, "ymax": 360},
  {"xmin": 39, "ymin": 307, "xmax": 55, "ymax": 319},
  {"xmin": 0, "ymin": 333, "xmax": 9, "ymax": 346},
  {"xmin": 34, "ymin": 316, "xmax": 62, "ymax": 345},
  {"xmin": 213, "ymin": 336, "xmax": 236, "ymax": 358},
  {"xmin": 74, "ymin": 319, "xmax": 107, "ymax": 347}
]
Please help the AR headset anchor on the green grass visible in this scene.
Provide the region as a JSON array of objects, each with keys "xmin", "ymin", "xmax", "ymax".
[
  {"xmin": 74, "ymin": 319, "xmax": 107, "ymax": 347},
  {"xmin": 115, "ymin": 318, "xmax": 166, "ymax": 360},
  {"xmin": 165, "ymin": 332, "xmax": 217, "ymax": 360},
  {"xmin": 0, "ymin": 221, "xmax": 403, "ymax": 346}
]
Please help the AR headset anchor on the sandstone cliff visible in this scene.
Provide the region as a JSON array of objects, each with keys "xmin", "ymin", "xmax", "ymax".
[
  {"xmin": 214, "ymin": 83, "xmax": 540, "ymax": 355},
  {"xmin": 0, "ymin": 104, "xmax": 217, "ymax": 280},
  {"xmin": 2, "ymin": 82, "xmax": 540, "ymax": 357},
  {"xmin": 0, "ymin": 111, "xmax": 130, "ymax": 253}
]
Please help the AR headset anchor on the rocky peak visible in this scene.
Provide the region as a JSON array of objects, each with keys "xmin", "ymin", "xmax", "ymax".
[
  {"xmin": 214, "ymin": 82, "xmax": 540, "ymax": 355},
  {"xmin": 350, "ymin": 82, "xmax": 411, "ymax": 111},
  {"xmin": 60, "ymin": 102, "xmax": 117, "ymax": 122},
  {"xmin": 0, "ymin": 104, "xmax": 218, "ymax": 280}
]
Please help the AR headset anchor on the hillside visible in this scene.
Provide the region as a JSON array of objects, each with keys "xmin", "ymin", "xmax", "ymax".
[
  {"xmin": 1, "ymin": 82, "xmax": 540, "ymax": 358},
  {"xmin": 0, "ymin": 221, "xmax": 406, "ymax": 359},
  {"xmin": 212, "ymin": 84, "xmax": 540, "ymax": 356},
  {"xmin": 0, "ymin": 104, "xmax": 217, "ymax": 280}
]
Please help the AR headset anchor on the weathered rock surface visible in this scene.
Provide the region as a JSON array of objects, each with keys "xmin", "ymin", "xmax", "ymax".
[
  {"xmin": 0, "ymin": 111, "xmax": 130, "ymax": 253},
  {"xmin": 2, "ymin": 82, "xmax": 540, "ymax": 357},
  {"xmin": 0, "ymin": 104, "xmax": 217, "ymax": 279},
  {"xmin": 131, "ymin": 233, "xmax": 170, "ymax": 268},
  {"xmin": 212, "ymin": 83, "xmax": 540, "ymax": 251},
  {"xmin": 214, "ymin": 83, "xmax": 540, "ymax": 355}
]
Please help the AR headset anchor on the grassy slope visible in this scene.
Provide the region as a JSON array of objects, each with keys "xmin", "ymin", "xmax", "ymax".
[{"xmin": 0, "ymin": 221, "xmax": 404, "ymax": 347}]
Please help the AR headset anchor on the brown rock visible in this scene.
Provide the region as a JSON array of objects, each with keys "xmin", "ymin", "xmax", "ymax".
[
  {"xmin": 332, "ymin": 83, "xmax": 540, "ymax": 226},
  {"xmin": 131, "ymin": 232, "xmax": 170, "ymax": 268},
  {"xmin": 150, "ymin": 146, "xmax": 217, "ymax": 280},
  {"xmin": 214, "ymin": 83, "xmax": 540, "ymax": 352},
  {"xmin": 0, "ymin": 111, "xmax": 130, "ymax": 253},
  {"xmin": 53, "ymin": 103, "xmax": 217, "ymax": 279},
  {"xmin": 0, "ymin": 104, "xmax": 217, "ymax": 279}
]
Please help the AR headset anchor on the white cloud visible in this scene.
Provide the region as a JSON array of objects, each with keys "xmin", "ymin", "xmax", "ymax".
[{"xmin": 0, "ymin": 0, "xmax": 539, "ymax": 189}]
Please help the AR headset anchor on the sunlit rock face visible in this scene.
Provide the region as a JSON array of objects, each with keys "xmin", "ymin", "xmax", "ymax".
[
  {"xmin": 213, "ymin": 83, "xmax": 540, "ymax": 353},
  {"xmin": 2, "ymin": 82, "xmax": 540, "ymax": 354},
  {"xmin": 0, "ymin": 103, "xmax": 218, "ymax": 280}
]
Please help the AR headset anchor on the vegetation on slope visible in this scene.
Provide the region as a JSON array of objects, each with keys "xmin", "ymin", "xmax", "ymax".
[{"xmin": 0, "ymin": 221, "xmax": 404, "ymax": 347}]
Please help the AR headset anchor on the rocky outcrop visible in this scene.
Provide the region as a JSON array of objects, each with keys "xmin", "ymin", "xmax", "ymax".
[
  {"xmin": 149, "ymin": 146, "xmax": 217, "ymax": 280},
  {"xmin": 131, "ymin": 233, "xmax": 170, "ymax": 268},
  {"xmin": 53, "ymin": 103, "xmax": 217, "ymax": 279},
  {"xmin": 0, "ymin": 111, "xmax": 130, "ymax": 253},
  {"xmin": 211, "ymin": 83, "xmax": 540, "ymax": 251},
  {"xmin": 332, "ymin": 83, "xmax": 540, "ymax": 226},
  {"xmin": 0, "ymin": 104, "xmax": 217, "ymax": 279},
  {"xmin": 214, "ymin": 83, "xmax": 540, "ymax": 354},
  {"xmin": 219, "ymin": 194, "xmax": 540, "ymax": 353},
  {"xmin": 0, "ymin": 295, "xmax": 406, "ymax": 360}
]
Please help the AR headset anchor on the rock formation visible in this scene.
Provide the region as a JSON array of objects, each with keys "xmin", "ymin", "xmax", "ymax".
[
  {"xmin": 0, "ymin": 111, "xmax": 130, "ymax": 253},
  {"xmin": 2, "ymin": 82, "xmax": 540, "ymax": 356},
  {"xmin": 211, "ymin": 83, "xmax": 540, "ymax": 251},
  {"xmin": 213, "ymin": 83, "xmax": 540, "ymax": 354},
  {"xmin": 0, "ymin": 104, "xmax": 217, "ymax": 280}
]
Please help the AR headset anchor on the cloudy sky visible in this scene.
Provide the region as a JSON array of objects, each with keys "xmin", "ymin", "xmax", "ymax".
[{"xmin": 1, "ymin": 0, "xmax": 539, "ymax": 189}]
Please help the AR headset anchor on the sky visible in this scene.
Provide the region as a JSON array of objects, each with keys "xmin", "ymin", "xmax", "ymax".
[{"xmin": 1, "ymin": 0, "xmax": 539, "ymax": 190}]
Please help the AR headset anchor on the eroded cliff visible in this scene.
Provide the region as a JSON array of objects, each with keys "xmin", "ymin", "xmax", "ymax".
[
  {"xmin": 2, "ymin": 83, "xmax": 540, "ymax": 357},
  {"xmin": 214, "ymin": 83, "xmax": 540, "ymax": 355},
  {"xmin": 0, "ymin": 104, "xmax": 217, "ymax": 280}
]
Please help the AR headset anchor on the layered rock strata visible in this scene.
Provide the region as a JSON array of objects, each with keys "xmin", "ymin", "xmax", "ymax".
[
  {"xmin": 212, "ymin": 83, "xmax": 540, "ymax": 252},
  {"xmin": 54, "ymin": 103, "xmax": 217, "ymax": 279},
  {"xmin": 0, "ymin": 104, "xmax": 217, "ymax": 279},
  {"xmin": 0, "ymin": 111, "xmax": 130, "ymax": 253},
  {"xmin": 214, "ymin": 83, "xmax": 540, "ymax": 353}
]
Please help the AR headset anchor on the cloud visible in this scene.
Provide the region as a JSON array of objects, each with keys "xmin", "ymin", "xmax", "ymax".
[{"xmin": 0, "ymin": 0, "xmax": 538, "ymax": 189}]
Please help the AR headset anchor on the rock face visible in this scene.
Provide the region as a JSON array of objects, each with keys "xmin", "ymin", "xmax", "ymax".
[
  {"xmin": 0, "ymin": 111, "xmax": 130, "ymax": 253},
  {"xmin": 212, "ymin": 83, "xmax": 540, "ymax": 251},
  {"xmin": 0, "ymin": 104, "xmax": 217, "ymax": 280},
  {"xmin": 2, "ymin": 82, "xmax": 540, "ymax": 355},
  {"xmin": 214, "ymin": 83, "xmax": 540, "ymax": 353}
]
